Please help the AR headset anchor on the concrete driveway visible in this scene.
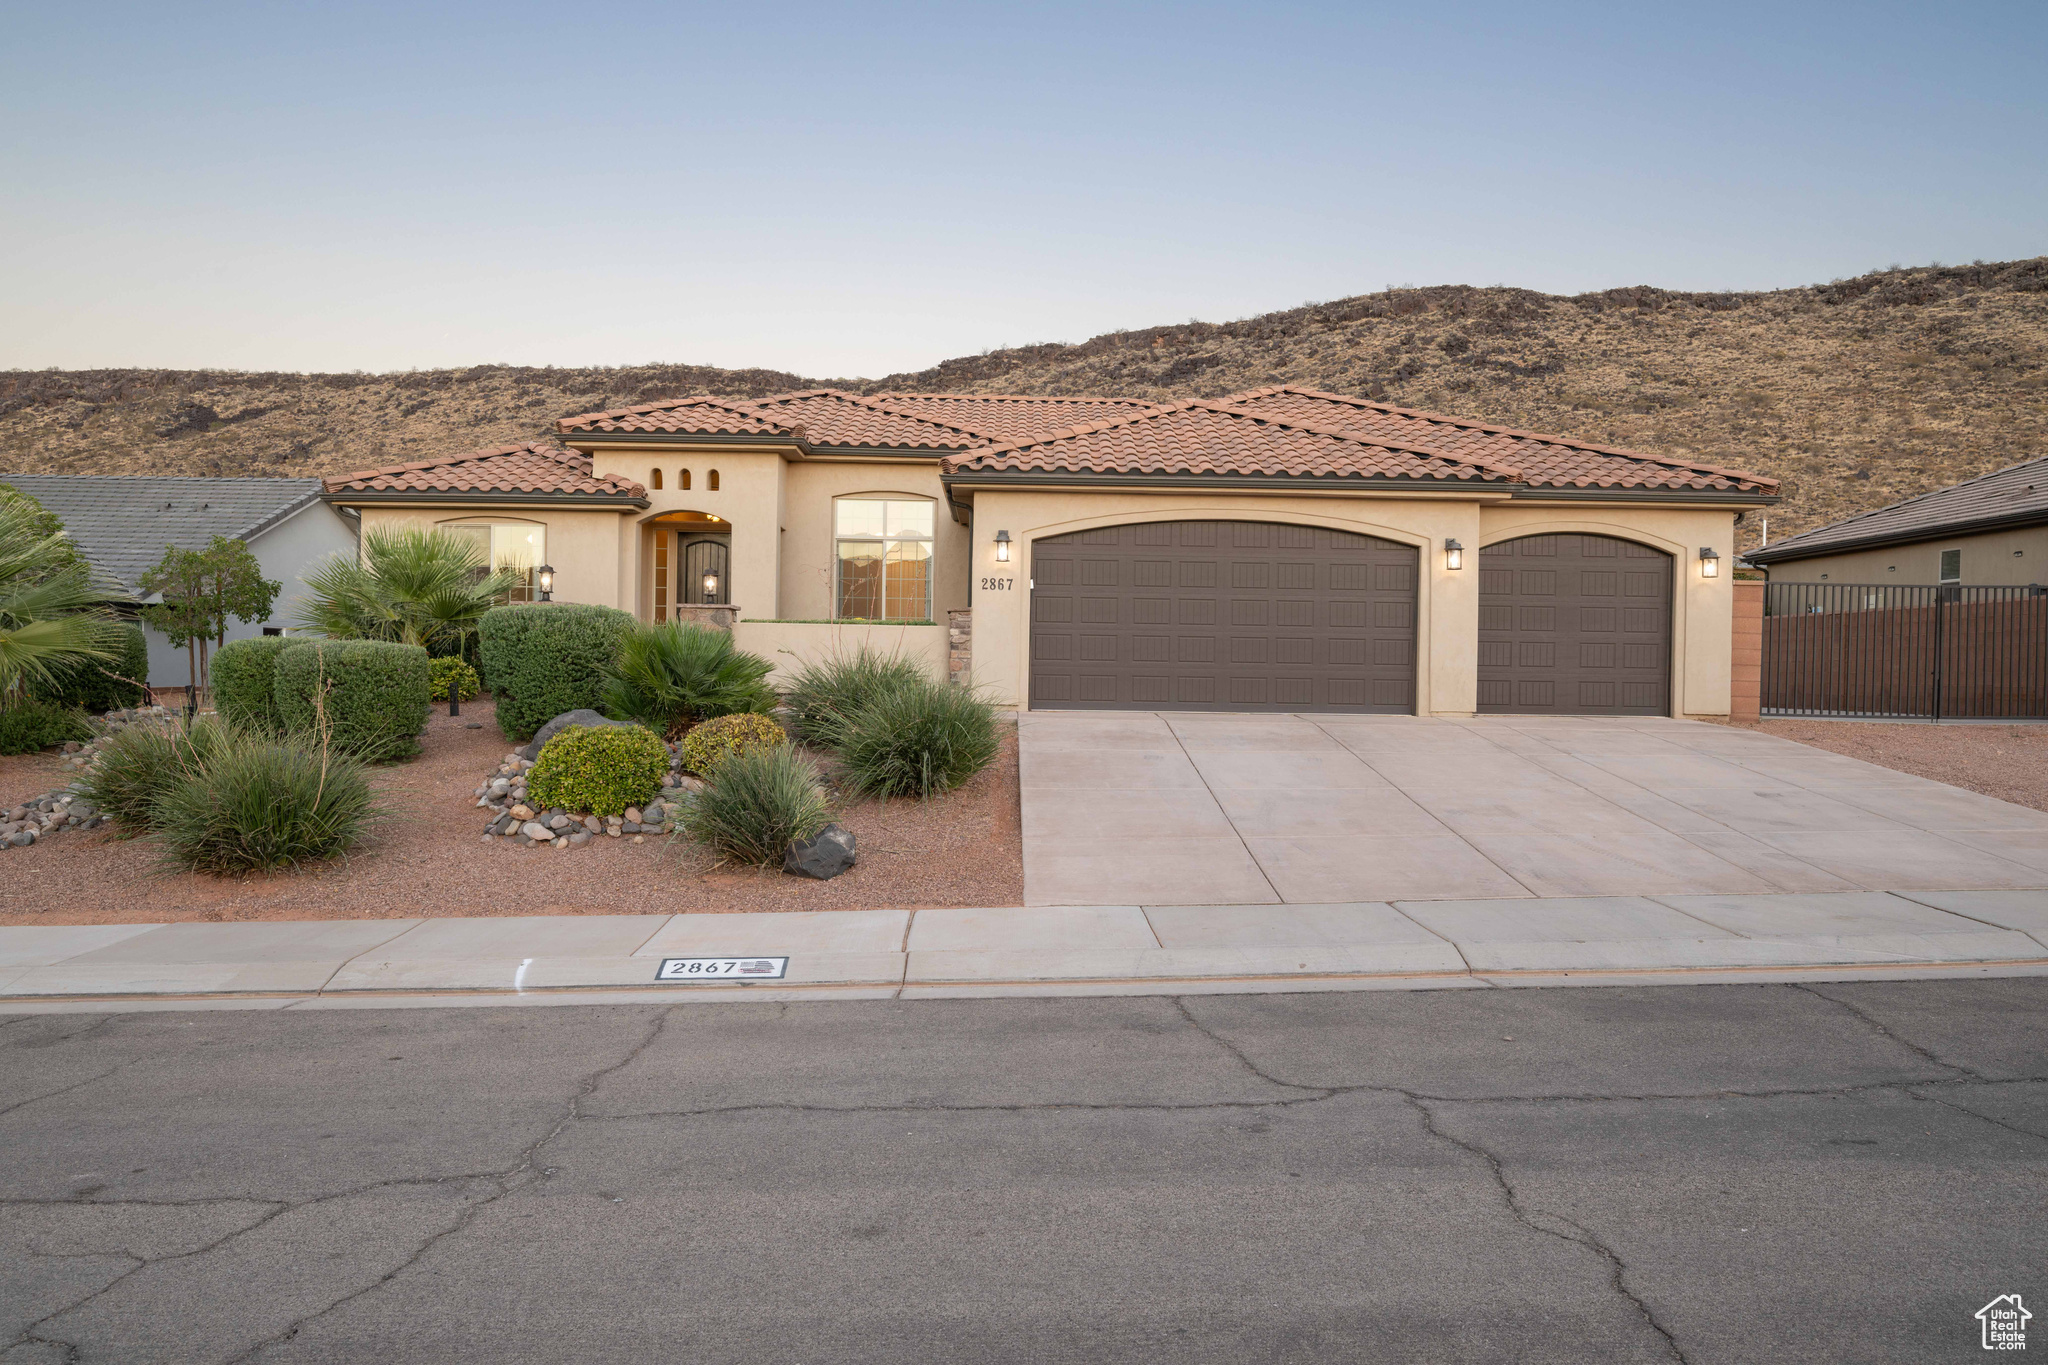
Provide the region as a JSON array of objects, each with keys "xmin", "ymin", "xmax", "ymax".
[{"xmin": 1018, "ymin": 712, "xmax": 2048, "ymax": 906}]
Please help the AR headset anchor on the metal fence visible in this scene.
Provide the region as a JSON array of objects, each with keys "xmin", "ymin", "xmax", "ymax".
[{"xmin": 1761, "ymin": 582, "xmax": 2048, "ymax": 720}]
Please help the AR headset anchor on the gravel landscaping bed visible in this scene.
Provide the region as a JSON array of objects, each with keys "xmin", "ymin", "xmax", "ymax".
[
  {"xmin": 1717, "ymin": 717, "xmax": 2048, "ymax": 813},
  {"xmin": 0, "ymin": 698, "xmax": 1022, "ymax": 925}
]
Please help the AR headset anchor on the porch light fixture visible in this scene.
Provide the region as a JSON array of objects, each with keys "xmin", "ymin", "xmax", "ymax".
[
  {"xmin": 1699, "ymin": 546, "xmax": 1720, "ymax": 578},
  {"xmin": 1444, "ymin": 538, "xmax": 1464, "ymax": 571},
  {"xmin": 702, "ymin": 571, "xmax": 720, "ymax": 599},
  {"xmin": 536, "ymin": 564, "xmax": 555, "ymax": 600},
  {"xmin": 995, "ymin": 529, "xmax": 1012, "ymax": 563}
]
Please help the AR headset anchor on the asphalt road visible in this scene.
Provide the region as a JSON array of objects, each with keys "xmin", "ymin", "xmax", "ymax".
[{"xmin": 2, "ymin": 980, "xmax": 2043, "ymax": 1364}]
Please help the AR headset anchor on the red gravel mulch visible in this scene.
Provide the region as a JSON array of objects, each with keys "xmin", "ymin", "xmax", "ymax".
[
  {"xmin": 1717, "ymin": 718, "xmax": 2048, "ymax": 814},
  {"xmin": 0, "ymin": 699, "xmax": 1023, "ymax": 926}
]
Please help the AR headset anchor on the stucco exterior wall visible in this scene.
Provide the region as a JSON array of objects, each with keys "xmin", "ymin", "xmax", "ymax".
[
  {"xmin": 732, "ymin": 620, "xmax": 948, "ymax": 687},
  {"xmin": 777, "ymin": 461, "xmax": 967, "ymax": 621},
  {"xmin": 1760, "ymin": 524, "xmax": 2048, "ymax": 586},
  {"xmin": 353, "ymin": 506, "xmax": 629, "ymax": 610},
  {"xmin": 587, "ymin": 448, "xmax": 784, "ymax": 618},
  {"xmin": 960, "ymin": 491, "xmax": 1740, "ymax": 718}
]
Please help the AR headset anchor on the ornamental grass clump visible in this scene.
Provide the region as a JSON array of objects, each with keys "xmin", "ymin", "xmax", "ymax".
[
  {"xmin": 678, "ymin": 745, "xmax": 832, "ymax": 866},
  {"xmin": 823, "ymin": 677, "xmax": 1000, "ymax": 800},
  {"xmin": 677, "ymin": 711, "xmax": 787, "ymax": 777},
  {"xmin": 152, "ymin": 731, "xmax": 377, "ymax": 873},
  {"xmin": 525, "ymin": 723, "xmax": 669, "ymax": 816},
  {"xmin": 600, "ymin": 621, "xmax": 776, "ymax": 739},
  {"xmin": 78, "ymin": 716, "xmax": 236, "ymax": 834},
  {"xmin": 779, "ymin": 648, "xmax": 926, "ymax": 742}
]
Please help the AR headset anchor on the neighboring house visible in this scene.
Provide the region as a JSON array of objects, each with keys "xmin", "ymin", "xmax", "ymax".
[
  {"xmin": 0, "ymin": 476, "xmax": 360, "ymax": 688},
  {"xmin": 1745, "ymin": 453, "xmax": 2048, "ymax": 586},
  {"xmin": 321, "ymin": 387, "xmax": 1779, "ymax": 717}
]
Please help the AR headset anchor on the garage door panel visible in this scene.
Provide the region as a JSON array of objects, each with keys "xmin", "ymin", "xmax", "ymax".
[
  {"xmin": 1031, "ymin": 520, "xmax": 1415, "ymax": 714},
  {"xmin": 1479, "ymin": 534, "xmax": 1670, "ymax": 717}
]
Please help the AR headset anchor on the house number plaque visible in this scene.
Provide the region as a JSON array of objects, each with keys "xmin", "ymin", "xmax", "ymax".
[{"xmin": 655, "ymin": 957, "xmax": 789, "ymax": 982}]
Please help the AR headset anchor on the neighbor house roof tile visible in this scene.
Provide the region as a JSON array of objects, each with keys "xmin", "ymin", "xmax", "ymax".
[
  {"xmin": 1746, "ymin": 452, "xmax": 2048, "ymax": 564},
  {"xmin": 941, "ymin": 400, "xmax": 1519, "ymax": 483},
  {"xmin": 324, "ymin": 441, "xmax": 646, "ymax": 500},
  {"xmin": 1223, "ymin": 386, "xmax": 1778, "ymax": 494}
]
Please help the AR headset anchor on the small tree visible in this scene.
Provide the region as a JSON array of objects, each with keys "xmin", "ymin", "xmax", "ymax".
[{"xmin": 139, "ymin": 538, "xmax": 281, "ymax": 701}]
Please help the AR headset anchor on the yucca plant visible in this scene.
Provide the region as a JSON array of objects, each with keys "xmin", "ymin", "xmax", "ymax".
[
  {"xmin": 600, "ymin": 621, "xmax": 776, "ymax": 739},
  {"xmin": 296, "ymin": 527, "xmax": 522, "ymax": 654},
  {"xmin": 76, "ymin": 716, "xmax": 237, "ymax": 834},
  {"xmin": 677, "ymin": 745, "xmax": 833, "ymax": 865},
  {"xmin": 779, "ymin": 647, "xmax": 926, "ymax": 742},
  {"xmin": 821, "ymin": 677, "xmax": 1000, "ymax": 800}
]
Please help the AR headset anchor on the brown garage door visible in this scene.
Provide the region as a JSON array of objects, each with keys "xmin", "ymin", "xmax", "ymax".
[
  {"xmin": 1478, "ymin": 534, "xmax": 1672, "ymax": 715},
  {"xmin": 1030, "ymin": 520, "xmax": 1416, "ymax": 713}
]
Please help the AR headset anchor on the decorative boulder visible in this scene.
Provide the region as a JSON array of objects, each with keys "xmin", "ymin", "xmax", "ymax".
[
  {"xmin": 518, "ymin": 709, "xmax": 640, "ymax": 761},
  {"xmin": 784, "ymin": 823, "xmax": 856, "ymax": 880}
]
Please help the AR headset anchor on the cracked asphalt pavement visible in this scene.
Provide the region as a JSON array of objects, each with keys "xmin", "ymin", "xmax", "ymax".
[{"xmin": 2, "ymin": 980, "xmax": 2043, "ymax": 1363}]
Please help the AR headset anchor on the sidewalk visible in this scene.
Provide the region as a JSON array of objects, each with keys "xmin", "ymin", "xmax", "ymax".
[{"xmin": 4, "ymin": 889, "xmax": 2046, "ymax": 1012}]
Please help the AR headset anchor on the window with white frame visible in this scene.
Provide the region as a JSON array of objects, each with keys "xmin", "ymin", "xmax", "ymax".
[
  {"xmin": 442, "ymin": 522, "xmax": 546, "ymax": 601},
  {"xmin": 834, "ymin": 497, "xmax": 933, "ymax": 620}
]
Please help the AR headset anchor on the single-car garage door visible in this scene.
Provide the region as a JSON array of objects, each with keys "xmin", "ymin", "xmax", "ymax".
[
  {"xmin": 1030, "ymin": 520, "xmax": 1416, "ymax": 713},
  {"xmin": 1478, "ymin": 534, "xmax": 1671, "ymax": 715}
]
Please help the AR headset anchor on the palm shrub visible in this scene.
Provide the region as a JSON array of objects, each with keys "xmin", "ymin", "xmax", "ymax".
[
  {"xmin": 822, "ymin": 677, "xmax": 1000, "ymax": 799},
  {"xmin": 211, "ymin": 636, "xmax": 298, "ymax": 734},
  {"xmin": 677, "ymin": 711, "xmax": 786, "ymax": 776},
  {"xmin": 273, "ymin": 640, "xmax": 431, "ymax": 762},
  {"xmin": 428, "ymin": 656, "xmax": 481, "ymax": 702},
  {"xmin": 77, "ymin": 716, "xmax": 235, "ymax": 834},
  {"xmin": 0, "ymin": 700, "xmax": 92, "ymax": 756},
  {"xmin": 602, "ymin": 621, "xmax": 776, "ymax": 739},
  {"xmin": 779, "ymin": 648, "xmax": 927, "ymax": 742},
  {"xmin": 679, "ymin": 745, "xmax": 833, "ymax": 865},
  {"xmin": 478, "ymin": 603, "xmax": 635, "ymax": 741},
  {"xmin": 525, "ymin": 723, "xmax": 669, "ymax": 816},
  {"xmin": 0, "ymin": 490, "xmax": 122, "ymax": 705},
  {"xmin": 152, "ymin": 731, "xmax": 376, "ymax": 873},
  {"xmin": 30, "ymin": 621, "xmax": 148, "ymax": 714},
  {"xmin": 296, "ymin": 526, "xmax": 522, "ymax": 653}
]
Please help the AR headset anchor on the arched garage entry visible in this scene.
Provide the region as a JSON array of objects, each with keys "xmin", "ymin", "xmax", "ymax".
[
  {"xmin": 1030, "ymin": 520, "xmax": 1417, "ymax": 713},
  {"xmin": 1478, "ymin": 534, "xmax": 1672, "ymax": 715}
]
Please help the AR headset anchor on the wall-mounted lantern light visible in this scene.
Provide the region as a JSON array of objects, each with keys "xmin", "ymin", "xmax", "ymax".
[
  {"xmin": 1699, "ymin": 546, "xmax": 1720, "ymax": 578},
  {"xmin": 702, "ymin": 571, "xmax": 720, "ymax": 599},
  {"xmin": 995, "ymin": 529, "xmax": 1012, "ymax": 563},
  {"xmin": 1444, "ymin": 538, "xmax": 1464, "ymax": 571},
  {"xmin": 536, "ymin": 564, "xmax": 555, "ymax": 600}
]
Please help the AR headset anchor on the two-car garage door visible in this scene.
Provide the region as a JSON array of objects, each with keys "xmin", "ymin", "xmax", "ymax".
[
  {"xmin": 1028, "ymin": 521, "xmax": 1673, "ymax": 715},
  {"xmin": 1030, "ymin": 520, "xmax": 1416, "ymax": 713}
]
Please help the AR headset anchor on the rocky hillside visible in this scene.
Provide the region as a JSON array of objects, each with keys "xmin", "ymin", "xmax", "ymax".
[{"xmin": 5, "ymin": 258, "xmax": 2044, "ymax": 551}]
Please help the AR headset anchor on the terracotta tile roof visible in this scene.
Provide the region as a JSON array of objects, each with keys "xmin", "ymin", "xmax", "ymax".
[
  {"xmin": 1222, "ymin": 386, "xmax": 1778, "ymax": 494},
  {"xmin": 1747, "ymin": 452, "xmax": 2048, "ymax": 564},
  {"xmin": 557, "ymin": 395, "xmax": 785, "ymax": 437},
  {"xmin": 941, "ymin": 400, "xmax": 1519, "ymax": 483},
  {"xmin": 739, "ymin": 390, "xmax": 987, "ymax": 450},
  {"xmin": 324, "ymin": 441, "xmax": 647, "ymax": 500},
  {"xmin": 866, "ymin": 392, "xmax": 1168, "ymax": 443}
]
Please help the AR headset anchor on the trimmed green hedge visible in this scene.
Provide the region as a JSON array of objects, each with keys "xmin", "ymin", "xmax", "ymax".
[
  {"xmin": 478, "ymin": 603, "xmax": 635, "ymax": 742},
  {"xmin": 30, "ymin": 622, "xmax": 149, "ymax": 714},
  {"xmin": 525, "ymin": 723, "xmax": 668, "ymax": 816},
  {"xmin": 212, "ymin": 636, "xmax": 299, "ymax": 734},
  {"xmin": 273, "ymin": 640, "xmax": 431, "ymax": 762},
  {"xmin": 0, "ymin": 701, "xmax": 92, "ymax": 756},
  {"xmin": 678, "ymin": 711, "xmax": 787, "ymax": 776}
]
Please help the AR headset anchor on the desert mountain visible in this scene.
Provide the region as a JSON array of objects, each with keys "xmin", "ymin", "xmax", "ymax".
[{"xmin": 3, "ymin": 258, "xmax": 2043, "ymax": 551}]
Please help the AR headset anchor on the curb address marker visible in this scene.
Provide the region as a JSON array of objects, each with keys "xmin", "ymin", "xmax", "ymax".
[{"xmin": 656, "ymin": 957, "xmax": 789, "ymax": 982}]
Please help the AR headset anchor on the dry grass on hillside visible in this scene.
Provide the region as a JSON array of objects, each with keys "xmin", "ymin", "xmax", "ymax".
[{"xmin": 3, "ymin": 258, "xmax": 2043, "ymax": 552}]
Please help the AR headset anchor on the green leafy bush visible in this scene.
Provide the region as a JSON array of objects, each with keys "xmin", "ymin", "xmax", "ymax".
[
  {"xmin": 29, "ymin": 622, "xmax": 149, "ymax": 714},
  {"xmin": 678, "ymin": 745, "xmax": 832, "ymax": 865},
  {"xmin": 211, "ymin": 636, "xmax": 299, "ymax": 734},
  {"xmin": 152, "ymin": 732, "xmax": 377, "ymax": 873},
  {"xmin": 0, "ymin": 701, "xmax": 92, "ymax": 756},
  {"xmin": 780, "ymin": 648, "xmax": 927, "ymax": 742},
  {"xmin": 822, "ymin": 678, "xmax": 1000, "ymax": 799},
  {"xmin": 478, "ymin": 603, "xmax": 635, "ymax": 742},
  {"xmin": 273, "ymin": 640, "xmax": 431, "ymax": 762},
  {"xmin": 525, "ymin": 723, "xmax": 669, "ymax": 816},
  {"xmin": 77, "ymin": 716, "xmax": 235, "ymax": 833},
  {"xmin": 601, "ymin": 621, "xmax": 777, "ymax": 738},
  {"xmin": 677, "ymin": 711, "xmax": 786, "ymax": 776},
  {"xmin": 428, "ymin": 656, "xmax": 481, "ymax": 702}
]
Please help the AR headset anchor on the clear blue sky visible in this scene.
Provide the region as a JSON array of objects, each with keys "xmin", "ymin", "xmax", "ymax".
[{"xmin": 3, "ymin": 0, "xmax": 2043, "ymax": 377}]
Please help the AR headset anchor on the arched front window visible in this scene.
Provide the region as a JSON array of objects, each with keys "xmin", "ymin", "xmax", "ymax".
[
  {"xmin": 440, "ymin": 522, "xmax": 545, "ymax": 602},
  {"xmin": 834, "ymin": 497, "xmax": 933, "ymax": 620}
]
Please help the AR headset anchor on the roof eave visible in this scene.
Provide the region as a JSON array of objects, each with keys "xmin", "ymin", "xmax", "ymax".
[
  {"xmin": 1507, "ymin": 486, "xmax": 1781, "ymax": 507},
  {"xmin": 939, "ymin": 470, "xmax": 1517, "ymax": 499},
  {"xmin": 321, "ymin": 490, "xmax": 650, "ymax": 510},
  {"xmin": 1745, "ymin": 505, "xmax": 2048, "ymax": 564}
]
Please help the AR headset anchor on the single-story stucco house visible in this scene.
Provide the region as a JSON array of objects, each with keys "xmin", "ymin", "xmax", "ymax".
[
  {"xmin": 320, "ymin": 387, "xmax": 1780, "ymax": 717},
  {"xmin": 1744, "ymin": 452, "xmax": 2047, "ymax": 587},
  {"xmin": 2, "ymin": 475, "xmax": 360, "ymax": 687}
]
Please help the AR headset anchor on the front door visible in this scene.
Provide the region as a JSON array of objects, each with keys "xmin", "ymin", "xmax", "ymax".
[{"xmin": 680, "ymin": 536, "xmax": 730, "ymax": 606}]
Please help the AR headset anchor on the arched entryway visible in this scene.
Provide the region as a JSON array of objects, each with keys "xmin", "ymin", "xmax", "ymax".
[
  {"xmin": 1478, "ymin": 534, "xmax": 1672, "ymax": 715},
  {"xmin": 1029, "ymin": 519, "xmax": 1417, "ymax": 713}
]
